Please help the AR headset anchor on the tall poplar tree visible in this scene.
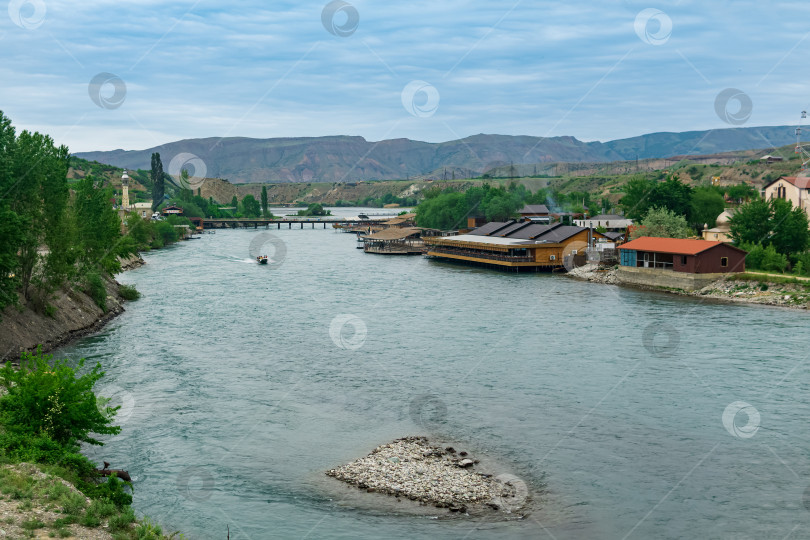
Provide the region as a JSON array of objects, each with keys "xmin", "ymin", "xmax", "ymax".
[
  {"xmin": 261, "ymin": 185, "xmax": 268, "ymax": 217},
  {"xmin": 150, "ymin": 153, "xmax": 164, "ymax": 212}
]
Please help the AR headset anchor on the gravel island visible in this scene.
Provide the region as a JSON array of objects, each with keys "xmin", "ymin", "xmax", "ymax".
[{"xmin": 326, "ymin": 436, "xmax": 529, "ymax": 515}]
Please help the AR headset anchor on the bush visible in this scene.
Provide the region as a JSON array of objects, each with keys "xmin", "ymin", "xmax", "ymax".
[
  {"xmin": 742, "ymin": 243, "xmax": 788, "ymax": 273},
  {"xmin": 118, "ymin": 284, "xmax": 140, "ymax": 301},
  {"xmin": 84, "ymin": 272, "xmax": 107, "ymax": 311},
  {"xmin": 0, "ymin": 348, "xmax": 121, "ymax": 451}
]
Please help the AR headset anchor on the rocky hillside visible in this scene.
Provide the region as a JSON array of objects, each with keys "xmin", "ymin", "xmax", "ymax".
[{"xmin": 74, "ymin": 126, "xmax": 799, "ymax": 184}]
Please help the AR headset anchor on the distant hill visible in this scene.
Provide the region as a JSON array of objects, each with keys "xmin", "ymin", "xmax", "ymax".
[{"xmin": 74, "ymin": 126, "xmax": 798, "ymax": 184}]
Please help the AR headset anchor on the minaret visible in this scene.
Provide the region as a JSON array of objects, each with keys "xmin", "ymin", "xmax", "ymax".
[{"xmin": 121, "ymin": 171, "xmax": 130, "ymax": 210}]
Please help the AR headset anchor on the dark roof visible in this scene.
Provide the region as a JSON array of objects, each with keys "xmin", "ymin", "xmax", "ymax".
[
  {"xmin": 519, "ymin": 204, "xmax": 549, "ymax": 215},
  {"xmin": 469, "ymin": 221, "xmax": 513, "ymax": 236},
  {"xmin": 493, "ymin": 221, "xmax": 532, "ymax": 236},
  {"xmin": 533, "ymin": 225, "xmax": 588, "ymax": 243},
  {"xmin": 603, "ymin": 231, "xmax": 624, "ymax": 240},
  {"xmin": 587, "ymin": 214, "xmax": 627, "ymax": 221},
  {"xmin": 507, "ymin": 223, "xmax": 562, "ymax": 239}
]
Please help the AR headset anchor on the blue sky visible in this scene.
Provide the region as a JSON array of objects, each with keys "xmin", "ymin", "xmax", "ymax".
[{"xmin": 1, "ymin": 0, "xmax": 809, "ymax": 152}]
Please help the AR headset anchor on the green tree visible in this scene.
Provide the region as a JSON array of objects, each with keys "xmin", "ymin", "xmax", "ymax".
[
  {"xmin": 0, "ymin": 348, "xmax": 120, "ymax": 450},
  {"xmin": 74, "ymin": 176, "xmax": 127, "ymax": 275},
  {"xmin": 729, "ymin": 198, "xmax": 772, "ymax": 246},
  {"xmin": 150, "ymin": 153, "xmax": 164, "ymax": 213},
  {"xmin": 647, "ymin": 176, "xmax": 694, "ymax": 219},
  {"xmin": 770, "ymin": 198, "xmax": 810, "ymax": 257},
  {"xmin": 630, "ymin": 207, "xmax": 692, "ymax": 239},
  {"xmin": 241, "ymin": 194, "xmax": 261, "ymax": 217},
  {"xmin": 690, "ymin": 186, "xmax": 726, "ymax": 230},
  {"xmin": 619, "ymin": 176, "xmax": 655, "ymax": 220},
  {"xmin": 261, "ymin": 185, "xmax": 268, "ymax": 217}
]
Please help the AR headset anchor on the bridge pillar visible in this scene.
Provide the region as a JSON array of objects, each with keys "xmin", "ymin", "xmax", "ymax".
[
  {"xmin": 311, "ymin": 223, "xmax": 314, "ymax": 229},
  {"xmin": 300, "ymin": 223, "xmax": 303, "ymax": 229},
  {"xmin": 278, "ymin": 223, "xmax": 280, "ymax": 229},
  {"xmin": 254, "ymin": 223, "xmax": 257, "ymax": 229},
  {"xmin": 324, "ymin": 222, "xmax": 326, "ymax": 229},
  {"xmin": 288, "ymin": 223, "xmax": 291, "ymax": 229}
]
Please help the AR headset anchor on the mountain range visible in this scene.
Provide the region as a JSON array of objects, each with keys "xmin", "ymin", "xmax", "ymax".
[{"xmin": 74, "ymin": 125, "xmax": 799, "ymax": 184}]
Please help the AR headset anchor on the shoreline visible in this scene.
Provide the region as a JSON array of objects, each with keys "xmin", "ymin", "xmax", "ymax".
[
  {"xmin": 0, "ymin": 253, "xmax": 145, "ymax": 364},
  {"xmin": 567, "ymin": 264, "xmax": 810, "ymax": 310}
]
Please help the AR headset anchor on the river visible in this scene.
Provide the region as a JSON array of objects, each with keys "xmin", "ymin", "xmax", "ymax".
[{"xmin": 57, "ymin": 208, "xmax": 810, "ymax": 539}]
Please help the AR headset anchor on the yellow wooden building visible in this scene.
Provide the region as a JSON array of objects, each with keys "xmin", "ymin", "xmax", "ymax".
[{"xmin": 424, "ymin": 221, "xmax": 607, "ymax": 271}]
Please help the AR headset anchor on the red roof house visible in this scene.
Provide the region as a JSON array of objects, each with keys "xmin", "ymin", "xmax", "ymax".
[{"xmin": 619, "ymin": 237, "xmax": 746, "ymax": 274}]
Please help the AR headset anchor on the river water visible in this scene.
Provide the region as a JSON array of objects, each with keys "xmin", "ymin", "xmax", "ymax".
[{"xmin": 57, "ymin": 208, "xmax": 810, "ymax": 539}]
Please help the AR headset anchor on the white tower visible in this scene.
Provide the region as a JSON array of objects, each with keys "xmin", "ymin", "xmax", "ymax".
[{"xmin": 121, "ymin": 171, "xmax": 130, "ymax": 210}]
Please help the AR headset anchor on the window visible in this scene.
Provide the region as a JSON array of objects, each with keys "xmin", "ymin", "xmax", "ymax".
[
  {"xmin": 681, "ymin": 255, "xmax": 687, "ymax": 265},
  {"xmin": 721, "ymin": 257, "xmax": 728, "ymax": 267}
]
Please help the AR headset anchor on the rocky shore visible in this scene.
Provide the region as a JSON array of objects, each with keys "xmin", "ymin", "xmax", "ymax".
[
  {"xmin": 326, "ymin": 436, "xmax": 529, "ymax": 516},
  {"xmin": 0, "ymin": 254, "xmax": 145, "ymax": 363},
  {"xmin": 567, "ymin": 263, "xmax": 810, "ymax": 309}
]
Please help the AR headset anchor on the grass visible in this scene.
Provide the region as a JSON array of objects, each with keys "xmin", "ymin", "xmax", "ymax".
[
  {"xmin": 730, "ymin": 272, "xmax": 810, "ymax": 289},
  {"xmin": 0, "ymin": 463, "xmax": 182, "ymax": 539}
]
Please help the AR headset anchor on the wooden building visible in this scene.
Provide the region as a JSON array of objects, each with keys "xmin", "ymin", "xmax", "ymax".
[
  {"xmin": 518, "ymin": 204, "xmax": 550, "ymax": 223},
  {"xmin": 381, "ymin": 213, "xmax": 416, "ymax": 228},
  {"xmin": 424, "ymin": 221, "xmax": 606, "ymax": 271},
  {"xmin": 363, "ymin": 227, "xmax": 423, "ymax": 255},
  {"xmin": 619, "ymin": 237, "xmax": 746, "ymax": 273},
  {"xmin": 162, "ymin": 205, "xmax": 184, "ymax": 216}
]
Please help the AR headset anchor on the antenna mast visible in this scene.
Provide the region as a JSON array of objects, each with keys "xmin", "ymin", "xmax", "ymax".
[{"xmin": 796, "ymin": 110, "xmax": 810, "ymax": 172}]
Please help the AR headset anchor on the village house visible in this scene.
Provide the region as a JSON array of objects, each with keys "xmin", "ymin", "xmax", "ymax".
[
  {"xmin": 762, "ymin": 176, "xmax": 810, "ymax": 220},
  {"xmin": 574, "ymin": 214, "xmax": 633, "ymax": 232},
  {"xmin": 161, "ymin": 204, "xmax": 184, "ymax": 216},
  {"xmin": 363, "ymin": 227, "xmax": 423, "ymax": 254},
  {"xmin": 618, "ymin": 237, "xmax": 746, "ymax": 291},
  {"xmin": 380, "ymin": 213, "xmax": 416, "ymax": 228},
  {"xmin": 424, "ymin": 220, "xmax": 607, "ymax": 271},
  {"xmin": 518, "ymin": 204, "xmax": 550, "ymax": 224}
]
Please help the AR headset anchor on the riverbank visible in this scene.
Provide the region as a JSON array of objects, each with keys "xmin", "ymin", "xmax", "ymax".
[
  {"xmin": 0, "ymin": 254, "xmax": 145, "ymax": 364},
  {"xmin": 567, "ymin": 263, "xmax": 810, "ymax": 309}
]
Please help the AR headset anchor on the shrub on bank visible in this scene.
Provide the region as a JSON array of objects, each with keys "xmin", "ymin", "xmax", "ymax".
[{"xmin": 119, "ymin": 284, "xmax": 140, "ymax": 301}]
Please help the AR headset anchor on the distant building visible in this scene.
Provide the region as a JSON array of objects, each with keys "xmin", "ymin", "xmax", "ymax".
[
  {"xmin": 701, "ymin": 208, "xmax": 736, "ymax": 242},
  {"xmin": 762, "ymin": 176, "xmax": 810, "ymax": 220},
  {"xmin": 518, "ymin": 204, "xmax": 550, "ymax": 223},
  {"xmin": 618, "ymin": 237, "xmax": 746, "ymax": 290},
  {"xmin": 574, "ymin": 214, "xmax": 633, "ymax": 232},
  {"xmin": 381, "ymin": 213, "xmax": 416, "ymax": 228},
  {"xmin": 759, "ymin": 154, "xmax": 784, "ymax": 163},
  {"xmin": 131, "ymin": 202, "xmax": 153, "ymax": 218},
  {"xmin": 162, "ymin": 205, "xmax": 184, "ymax": 216}
]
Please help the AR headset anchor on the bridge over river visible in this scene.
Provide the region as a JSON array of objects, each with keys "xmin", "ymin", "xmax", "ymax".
[{"xmin": 201, "ymin": 216, "xmax": 394, "ymax": 230}]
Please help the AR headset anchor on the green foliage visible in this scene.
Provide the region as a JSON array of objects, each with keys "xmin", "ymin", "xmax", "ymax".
[
  {"xmin": 118, "ymin": 284, "xmax": 140, "ymax": 301},
  {"xmin": 731, "ymin": 198, "xmax": 810, "ymax": 257},
  {"xmin": 241, "ymin": 194, "xmax": 261, "ymax": 217},
  {"xmin": 690, "ymin": 186, "xmax": 726, "ymax": 230},
  {"xmin": 261, "ymin": 185, "xmax": 269, "ymax": 216},
  {"xmin": 84, "ymin": 272, "xmax": 107, "ymax": 312},
  {"xmin": 630, "ymin": 207, "xmax": 692, "ymax": 239},
  {"xmin": 74, "ymin": 176, "xmax": 127, "ymax": 275},
  {"xmin": 740, "ymin": 242, "xmax": 789, "ymax": 273},
  {"xmin": 416, "ymin": 184, "xmax": 525, "ymax": 229},
  {"xmin": 297, "ymin": 203, "xmax": 330, "ymax": 216},
  {"xmin": 0, "ymin": 348, "xmax": 120, "ymax": 449},
  {"xmin": 620, "ymin": 175, "xmax": 694, "ymax": 221}
]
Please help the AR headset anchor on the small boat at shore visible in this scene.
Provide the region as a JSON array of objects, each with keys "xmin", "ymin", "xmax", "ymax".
[{"xmin": 257, "ymin": 255, "xmax": 268, "ymax": 264}]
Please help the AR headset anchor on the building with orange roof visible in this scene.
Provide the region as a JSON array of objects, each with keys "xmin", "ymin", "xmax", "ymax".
[{"xmin": 617, "ymin": 236, "xmax": 747, "ymax": 290}]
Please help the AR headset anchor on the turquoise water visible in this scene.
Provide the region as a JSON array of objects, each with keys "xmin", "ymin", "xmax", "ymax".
[{"xmin": 58, "ymin": 209, "xmax": 810, "ymax": 539}]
